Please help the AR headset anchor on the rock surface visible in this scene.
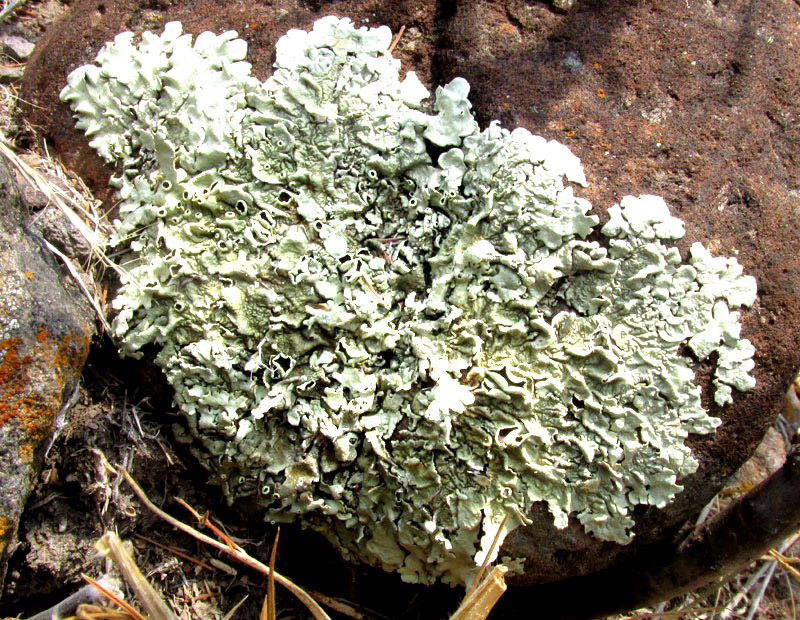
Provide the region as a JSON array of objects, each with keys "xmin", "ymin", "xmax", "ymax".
[
  {"xmin": 0, "ymin": 156, "xmax": 94, "ymax": 588},
  {"xmin": 18, "ymin": 0, "xmax": 800, "ymax": 592},
  {"xmin": 0, "ymin": 35, "xmax": 34, "ymax": 61}
]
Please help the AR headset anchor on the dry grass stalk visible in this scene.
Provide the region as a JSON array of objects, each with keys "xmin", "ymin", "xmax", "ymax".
[
  {"xmin": 770, "ymin": 549, "xmax": 800, "ymax": 582},
  {"xmin": 449, "ymin": 514, "xmax": 510, "ymax": 620},
  {"xmin": 95, "ymin": 532, "xmax": 179, "ymax": 620},
  {"xmin": 117, "ymin": 466, "xmax": 332, "ymax": 620},
  {"xmin": 0, "ymin": 0, "xmax": 28, "ymax": 23},
  {"xmin": 307, "ymin": 592, "xmax": 371, "ymax": 620},
  {"xmin": 616, "ymin": 604, "xmax": 725, "ymax": 620},
  {"xmin": 38, "ymin": 235, "xmax": 112, "ymax": 333},
  {"xmin": 464, "ymin": 513, "xmax": 509, "ymax": 602},
  {"xmin": 449, "ymin": 565, "xmax": 508, "ymax": 620},
  {"xmin": 220, "ymin": 595, "xmax": 249, "ymax": 620},
  {"xmin": 388, "ymin": 24, "xmax": 406, "ymax": 54},
  {"xmin": 263, "ymin": 529, "xmax": 280, "ymax": 620},
  {"xmin": 0, "ymin": 131, "xmax": 119, "ymax": 332},
  {"xmin": 82, "ymin": 574, "xmax": 147, "ymax": 620}
]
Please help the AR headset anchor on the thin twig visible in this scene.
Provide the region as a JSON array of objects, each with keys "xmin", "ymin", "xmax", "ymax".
[
  {"xmin": 117, "ymin": 466, "xmax": 331, "ymax": 620},
  {"xmin": 388, "ymin": 25, "xmax": 406, "ymax": 54},
  {"xmin": 464, "ymin": 513, "xmax": 509, "ymax": 600},
  {"xmin": 308, "ymin": 592, "xmax": 373, "ymax": 620},
  {"xmin": 134, "ymin": 534, "xmax": 214, "ymax": 571},
  {"xmin": 744, "ymin": 560, "xmax": 778, "ymax": 620},
  {"xmin": 0, "ymin": 0, "xmax": 28, "ymax": 22}
]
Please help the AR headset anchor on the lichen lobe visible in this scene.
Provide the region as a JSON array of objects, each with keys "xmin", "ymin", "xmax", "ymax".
[{"xmin": 60, "ymin": 17, "xmax": 757, "ymax": 585}]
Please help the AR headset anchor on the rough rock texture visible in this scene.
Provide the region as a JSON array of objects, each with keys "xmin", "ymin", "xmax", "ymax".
[
  {"xmin": 18, "ymin": 0, "xmax": 800, "ymax": 591},
  {"xmin": 437, "ymin": 0, "xmax": 800, "ymax": 585},
  {"xmin": 0, "ymin": 157, "xmax": 94, "ymax": 588}
]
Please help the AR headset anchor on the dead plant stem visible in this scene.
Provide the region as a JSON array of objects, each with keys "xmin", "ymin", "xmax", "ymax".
[{"xmin": 117, "ymin": 466, "xmax": 331, "ymax": 620}]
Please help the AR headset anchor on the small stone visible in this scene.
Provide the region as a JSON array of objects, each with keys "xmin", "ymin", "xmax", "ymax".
[
  {"xmin": 32, "ymin": 205, "xmax": 94, "ymax": 262},
  {"xmin": 1, "ymin": 35, "xmax": 34, "ymax": 61},
  {"xmin": 552, "ymin": 0, "xmax": 578, "ymax": 12},
  {"xmin": 0, "ymin": 65, "xmax": 24, "ymax": 83}
]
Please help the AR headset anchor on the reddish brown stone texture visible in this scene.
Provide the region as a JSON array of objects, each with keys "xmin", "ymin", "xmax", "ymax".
[
  {"xmin": 20, "ymin": 0, "xmax": 440, "ymax": 207},
  {"xmin": 18, "ymin": 0, "xmax": 800, "ymax": 590},
  {"xmin": 436, "ymin": 0, "xmax": 800, "ymax": 585}
]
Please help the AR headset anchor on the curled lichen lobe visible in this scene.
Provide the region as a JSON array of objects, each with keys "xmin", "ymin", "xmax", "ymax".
[{"xmin": 61, "ymin": 17, "xmax": 757, "ymax": 585}]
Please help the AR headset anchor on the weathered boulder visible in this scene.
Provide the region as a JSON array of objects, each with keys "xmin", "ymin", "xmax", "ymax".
[
  {"xmin": 437, "ymin": 0, "xmax": 800, "ymax": 584},
  {"xmin": 18, "ymin": 0, "xmax": 800, "ymax": 594},
  {"xmin": 0, "ymin": 156, "xmax": 94, "ymax": 589}
]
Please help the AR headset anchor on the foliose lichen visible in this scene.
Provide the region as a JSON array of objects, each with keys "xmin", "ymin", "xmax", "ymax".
[{"xmin": 60, "ymin": 17, "xmax": 757, "ymax": 585}]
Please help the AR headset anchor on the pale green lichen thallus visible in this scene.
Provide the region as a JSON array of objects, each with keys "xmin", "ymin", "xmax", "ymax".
[{"xmin": 60, "ymin": 17, "xmax": 758, "ymax": 585}]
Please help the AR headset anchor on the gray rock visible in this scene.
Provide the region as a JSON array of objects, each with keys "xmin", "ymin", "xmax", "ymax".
[
  {"xmin": 1, "ymin": 35, "xmax": 34, "ymax": 61},
  {"xmin": 0, "ymin": 156, "xmax": 94, "ymax": 589},
  {"xmin": 31, "ymin": 205, "xmax": 93, "ymax": 263},
  {"xmin": 0, "ymin": 64, "xmax": 24, "ymax": 82}
]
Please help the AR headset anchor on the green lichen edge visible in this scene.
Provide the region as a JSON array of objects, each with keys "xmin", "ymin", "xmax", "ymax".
[{"xmin": 60, "ymin": 17, "xmax": 757, "ymax": 585}]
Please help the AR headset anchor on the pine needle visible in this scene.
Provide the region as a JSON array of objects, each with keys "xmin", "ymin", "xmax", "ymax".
[
  {"xmin": 82, "ymin": 574, "xmax": 148, "ymax": 620},
  {"xmin": 266, "ymin": 528, "xmax": 280, "ymax": 620},
  {"xmin": 221, "ymin": 595, "xmax": 249, "ymax": 620}
]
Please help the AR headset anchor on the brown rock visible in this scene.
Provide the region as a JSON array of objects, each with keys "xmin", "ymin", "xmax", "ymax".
[
  {"xmin": 18, "ymin": 0, "xmax": 800, "ymax": 595},
  {"xmin": 724, "ymin": 426, "xmax": 787, "ymax": 494},
  {"xmin": 0, "ymin": 156, "xmax": 94, "ymax": 589},
  {"xmin": 19, "ymin": 0, "xmax": 440, "ymax": 207},
  {"xmin": 435, "ymin": 0, "xmax": 800, "ymax": 586}
]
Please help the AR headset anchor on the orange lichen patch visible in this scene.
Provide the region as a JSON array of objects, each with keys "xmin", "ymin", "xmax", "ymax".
[
  {"xmin": 0, "ymin": 328, "xmax": 91, "ymax": 463},
  {"xmin": 0, "ymin": 515, "xmax": 10, "ymax": 555},
  {"xmin": 498, "ymin": 23, "xmax": 516, "ymax": 33}
]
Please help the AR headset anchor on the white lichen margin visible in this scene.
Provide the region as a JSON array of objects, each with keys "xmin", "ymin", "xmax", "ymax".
[{"xmin": 60, "ymin": 17, "xmax": 758, "ymax": 585}]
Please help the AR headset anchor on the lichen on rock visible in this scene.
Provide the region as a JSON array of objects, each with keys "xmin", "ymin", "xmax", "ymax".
[{"xmin": 60, "ymin": 16, "xmax": 757, "ymax": 585}]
